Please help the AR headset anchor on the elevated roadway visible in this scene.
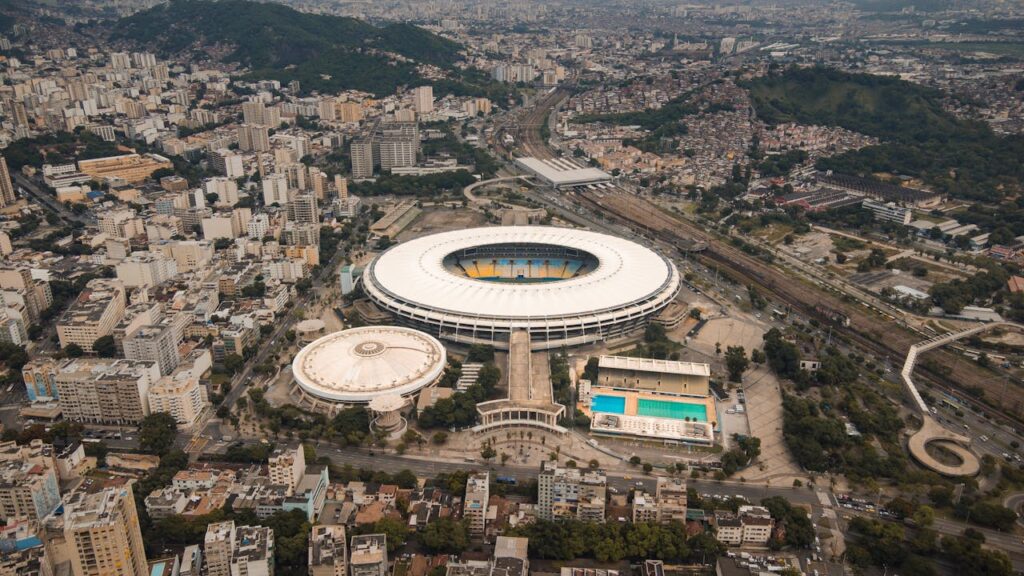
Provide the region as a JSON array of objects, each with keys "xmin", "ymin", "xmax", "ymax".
[{"xmin": 902, "ymin": 321, "xmax": 1024, "ymax": 476}]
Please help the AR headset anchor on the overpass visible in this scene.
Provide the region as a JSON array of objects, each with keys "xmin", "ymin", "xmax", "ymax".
[{"xmin": 901, "ymin": 321, "xmax": 1024, "ymax": 476}]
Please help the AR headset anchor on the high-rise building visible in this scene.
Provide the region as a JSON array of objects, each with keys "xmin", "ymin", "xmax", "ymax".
[
  {"xmin": 537, "ymin": 462, "xmax": 607, "ymax": 522},
  {"xmin": 463, "ymin": 472, "xmax": 489, "ymax": 540},
  {"xmin": 377, "ymin": 122, "xmax": 419, "ymax": 172},
  {"xmin": 204, "ymin": 521, "xmax": 235, "ymax": 576},
  {"xmin": 309, "ymin": 168, "xmax": 328, "ymax": 200},
  {"xmin": 269, "ymin": 444, "xmax": 305, "ymax": 494},
  {"xmin": 0, "ymin": 452, "xmax": 61, "ymax": 520},
  {"xmin": 56, "ymin": 278, "xmax": 127, "ymax": 351},
  {"xmin": 148, "ymin": 372, "xmax": 208, "ymax": 428},
  {"xmin": 350, "ymin": 139, "xmax": 374, "ymax": 180},
  {"xmin": 115, "ymin": 251, "xmax": 178, "ymax": 289},
  {"xmin": 54, "ymin": 358, "xmax": 161, "ymax": 425},
  {"xmin": 205, "ymin": 177, "xmax": 240, "ymax": 207},
  {"xmin": 337, "ymin": 102, "xmax": 363, "ymax": 123},
  {"xmin": 0, "ymin": 156, "xmax": 16, "ymax": 207},
  {"xmin": 413, "ymin": 86, "xmax": 433, "ymax": 114},
  {"xmin": 61, "ymin": 484, "xmax": 148, "ymax": 576},
  {"xmin": 349, "ymin": 534, "xmax": 387, "ymax": 576},
  {"xmin": 339, "ymin": 265, "xmax": 355, "ymax": 296},
  {"xmin": 209, "ymin": 149, "xmax": 245, "ymax": 179},
  {"xmin": 289, "ymin": 192, "xmax": 318, "ymax": 225},
  {"xmin": 123, "ymin": 324, "xmax": 180, "ymax": 376},
  {"xmin": 232, "ymin": 525, "xmax": 275, "ymax": 576},
  {"xmin": 318, "ymin": 97, "xmax": 337, "ymax": 121},
  {"xmin": 335, "ymin": 175, "xmax": 348, "ymax": 204},
  {"xmin": 654, "ymin": 477, "xmax": 688, "ymax": 523},
  {"xmin": 204, "ymin": 521, "xmax": 274, "ymax": 576},
  {"xmin": 262, "ymin": 173, "xmax": 289, "ymax": 206},
  {"xmin": 238, "ymin": 124, "xmax": 270, "ymax": 152},
  {"xmin": 309, "ymin": 525, "xmax": 347, "ymax": 576}
]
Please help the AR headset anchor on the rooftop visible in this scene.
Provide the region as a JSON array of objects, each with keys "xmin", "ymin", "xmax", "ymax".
[
  {"xmin": 598, "ymin": 355, "xmax": 710, "ymax": 377},
  {"xmin": 292, "ymin": 326, "xmax": 446, "ymax": 403}
]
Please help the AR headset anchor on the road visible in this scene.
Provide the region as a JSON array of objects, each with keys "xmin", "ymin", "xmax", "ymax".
[
  {"xmin": 311, "ymin": 444, "xmax": 822, "ymax": 505},
  {"xmin": 14, "ymin": 173, "xmax": 95, "ymax": 225}
]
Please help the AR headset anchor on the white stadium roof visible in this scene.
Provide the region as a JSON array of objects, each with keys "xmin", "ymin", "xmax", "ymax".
[
  {"xmin": 366, "ymin": 226, "xmax": 675, "ymax": 319},
  {"xmin": 515, "ymin": 156, "xmax": 612, "ymax": 188},
  {"xmin": 292, "ymin": 326, "xmax": 446, "ymax": 403}
]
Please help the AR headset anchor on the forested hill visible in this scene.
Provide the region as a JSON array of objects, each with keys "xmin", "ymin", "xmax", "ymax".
[
  {"xmin": 111, "ymin": 0, "xmax": 464, "ymax": 96},
  {"xmin": 746, "ymin": 67, "xmax": 1024, "ymax": 201}
]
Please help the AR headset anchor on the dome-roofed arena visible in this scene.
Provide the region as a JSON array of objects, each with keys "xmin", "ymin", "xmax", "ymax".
[
  {"xmin": 362, "ymin": 226, "xmax": 680, "ymax": 349},
  {"xmin": 291, "ymin": 326, "xmax": 446, "ymax": 410}
]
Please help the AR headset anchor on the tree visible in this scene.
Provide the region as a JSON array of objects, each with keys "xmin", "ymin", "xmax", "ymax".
[
  {"xmin": 751, "ymin": 349, "xmax": 765, "ymax": 365},
  {"xmin": 369, "ymin": 518, "xmax": 408, "ymax": 552},
  {"xmin": 914, "ymin": 505, "xmax": 935, "ymax": 528},
  {"xmin": 466, "ymin": 344, "xmax": 495, "ymax": 363},
  {"xmin": 223, "ymin": 354, "xmax": 244, "ymax": 374},
  {"xmin": 431, "ymin": 431, "xmax": 448, "ymax": 445},
  {"xmin": 65, "ymin": 343, "xmax": 84, "ymax": 357},
  {"xmin": 421, "ymin": 517, "xmax": 469, "ymax": 554},
  {"xmin": 724, "ymin": 346, "xmax": 749, "ymax": 382},
  {"xmin": 480, "ymin": 445, "xmax": 496, "ymax": 462},
  {"xmin": 92, "ymin": 335, "xmax": 117, "ymax": 358},
  {"xmin": 138, "ymin": 412, "xmax": 178, "ymax": 455}
]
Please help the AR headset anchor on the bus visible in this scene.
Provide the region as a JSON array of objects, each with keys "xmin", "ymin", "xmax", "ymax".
[{"xmin": 496, "ymin": 476, "xmax": 517, "ymax": 485}]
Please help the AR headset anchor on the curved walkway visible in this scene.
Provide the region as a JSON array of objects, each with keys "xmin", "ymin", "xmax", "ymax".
[
  {"xmin": 902, "ymin": 321, "xmax": 1024, "ymax": 476},
  {"xmin": 463, "ymin": 175, "xmax": 532, "ymax": 206}
]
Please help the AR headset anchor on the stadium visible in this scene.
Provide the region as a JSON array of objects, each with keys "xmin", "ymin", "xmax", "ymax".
[
  {"xmin": 362, "ymin": 226, "xmax": 681, "ymax": 349},
  {"xmin": 291, "ymin": 326, "xmax": 447, "ymax": 412}
]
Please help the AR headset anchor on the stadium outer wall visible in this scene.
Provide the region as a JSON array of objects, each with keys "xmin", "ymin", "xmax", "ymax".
[{"xmin": 360, "ymin": 229, "xmax": 682, "ymax": 351}]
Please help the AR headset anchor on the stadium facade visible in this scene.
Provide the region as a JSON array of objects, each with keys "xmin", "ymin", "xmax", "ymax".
[{"xmin": 362, "ymin": 226, "xmax": 680, "ymax": 350}]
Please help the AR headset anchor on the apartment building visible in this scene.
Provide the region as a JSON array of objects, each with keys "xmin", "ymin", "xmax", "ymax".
[
  {"xmin": 0, "ymin": 155, "xmax": 17, "ymax": 206},
  {"xmin": 350, "ymin": 138, "xmax": 374, "ymax": 179},
  {"xmin": 654, "ymin": 477, "xmax": 688, "ymax": 523},
  {"xmin": 288, "ymin": 191, "xmax": 318, "ymax": 225},
  {"xmin": 0, "ymin": 456, "xmax": 60, "ymax": 520},
  {"xmin": 309, "ymin": 525, "xmax": 347, "ymax": 576},
  {"xmin": 350, "ymin": 534, "xmax": 387, "ymax": 576},
  {"xmin": 61, "ymin": 484, "xmax": 149, "ymax": 576},
  {"xmin": 56, "ymin": 278, "xmax": 126, "ymax": 351},
  {"xmin": 463, "ymin": 472, "xmax": 489, "ymax": 540},
  {"xmin": 148, "ymin": 372, "xmax": 208, "ymax": 428},
  {"xmin": 712, "ymin": 507, "xmax": 775, "ymax": 546},
  {"xmin": 205, "ymin": 521, "xmax": 236, "ymax": 576},
  {"xmin": 123, "ymin": 324, "xmax": 180, "ymax": 376},
  {"xmin": 537, "ymin": 462, "xmax": 607, "ymax": 522},
  {"xmin": 231, "ymin": 525, "xmax": 275, "ymax": 576},
  {"xmin": 115, "ymin": 251, "xmax": 178, "ymax": 289},
  {"xmin": 269, "ymin": 444, "xmax": 305, "ymax": 495},
  {"xmin": 238, "ymin": 124, "xmax": 270, "ymax": 152},
  {"xmin": 54, "ymin": 358, "xmax": 161, "ymax": 425},
  {"xmin": 22, "ymin": 357, "xmax": 61, "ymax": 400}
]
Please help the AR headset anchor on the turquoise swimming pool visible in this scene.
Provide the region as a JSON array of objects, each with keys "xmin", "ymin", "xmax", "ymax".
[
  {"xmin": 637, "ymin": 398, "xmax": 708, "ymax": 422},
  {"xmin": 591, "ymin": 394, "xmax": 626, "ymax": 414}
]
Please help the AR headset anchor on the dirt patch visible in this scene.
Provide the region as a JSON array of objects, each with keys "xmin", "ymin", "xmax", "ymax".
[{"xmin": 398, "ymin": 208, "xmax": 487, "ymax": 241}]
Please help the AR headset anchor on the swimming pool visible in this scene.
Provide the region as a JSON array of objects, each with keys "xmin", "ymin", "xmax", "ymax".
[
  {"xmin": 637, "ymin": 398, "xmax": 708, "ymax": 422},
  {"xmin": 591, "ymin": 394, "xmax": 626, "ymax": 414}
]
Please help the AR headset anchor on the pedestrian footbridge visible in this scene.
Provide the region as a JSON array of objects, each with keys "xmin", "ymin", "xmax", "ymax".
[{"xmin": 901, "ymin": 321, "xmax": 1024, "ymax": 476}]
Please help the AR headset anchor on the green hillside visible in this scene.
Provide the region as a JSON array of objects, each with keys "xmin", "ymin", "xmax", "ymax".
[
  {"xmin": 746, "ymin": 67, "xmax": 1024, "ymax": 201},
  {"xmin": 112, "ymin": 0, "xmax": 463, "ymax": 95},
  {"xmin": 747, "ymin": 67, "xmax": 970, "ymax": 144}
]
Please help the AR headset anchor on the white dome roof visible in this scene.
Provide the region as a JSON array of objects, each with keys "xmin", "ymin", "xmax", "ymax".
[{"xmin": 292, "ymin": 326, "xmax": 446, "ymax": 404}]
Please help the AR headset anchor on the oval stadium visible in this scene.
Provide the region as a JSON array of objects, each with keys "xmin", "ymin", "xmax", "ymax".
[
  {"xmin": 362, "ymin": 226, "xmax": 681, "ymax": 349},
  {"xmin": 291, "ymin": 326, "xmax": 447, "ymax": 409}
]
